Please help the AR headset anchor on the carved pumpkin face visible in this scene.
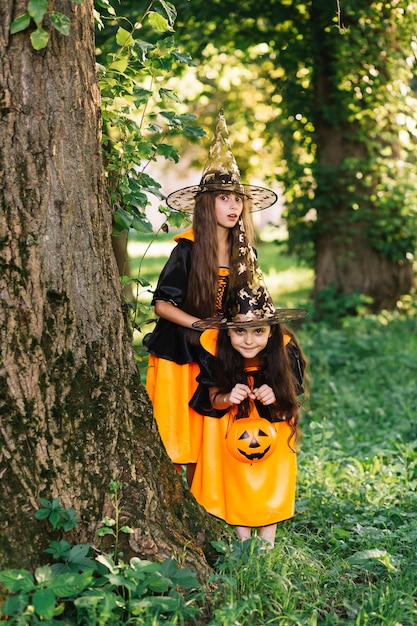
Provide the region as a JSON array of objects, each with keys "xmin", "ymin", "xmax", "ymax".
[{"xmin": 226, "ymin": 417, "xmax": 277, "ymax": 463}]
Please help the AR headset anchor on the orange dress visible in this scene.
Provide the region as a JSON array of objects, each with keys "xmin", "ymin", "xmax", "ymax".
[
  {"xmin": 145, "ymin": 230, "xmax": 229, "ymax": 464},
  {"xmin": 190, "ymin": 330, "xmax": 297, "ymax": 527}
]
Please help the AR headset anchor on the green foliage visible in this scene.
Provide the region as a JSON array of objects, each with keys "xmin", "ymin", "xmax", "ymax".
[
  {"xmin": 172, "ymin": 1, "xmax": 417, "ymax": 278},
  {"xmin": 312, "ymin": 283, "xmax": 374, "ymax": 323},
  {"xmin": 204, "ymin": 311, "xmax": 417, "ymax": 624},
  {"xmin": 97, "ymin": 0, "xmax": 204, "ymax": 241},
  {"xmin": 10, "ymin": 0, "xmax": 80, "ymax": 49},
  {"xmin": 96, "ymin": 480, "xmax": 134, "ymax": 561},
  {"xmin": 35, "ymin": 497, "xmax": 78, "ymax": 532},
  {"xmin": 0, "ymin": 488, "xmax": 202, "ymax": 624}
]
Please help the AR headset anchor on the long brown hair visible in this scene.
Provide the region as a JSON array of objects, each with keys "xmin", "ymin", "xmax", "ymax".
[
  {"xmin": 183, "ymin": 192, "xmax": 254, "ymax": 320},
  {"xmin": 213, "ymin": 324, "xmax": 307, "ymax": 448}
]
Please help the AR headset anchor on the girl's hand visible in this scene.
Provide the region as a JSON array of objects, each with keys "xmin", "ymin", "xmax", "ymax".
[
  {"xmin": 228, "ymin": 383, "xmax": 253, "ymax": 405},
  {"xmin": 252, "ymin": 385, "xmax": 276, "ymax": 405}
]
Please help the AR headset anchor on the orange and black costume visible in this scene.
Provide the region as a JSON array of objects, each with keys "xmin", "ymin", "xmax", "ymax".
[
  {"xmin": 145, "ymin": 230, "xmax": 229, "ymax": 464},
  {"xmin": 189, "ymin": 329, "xmax": 304, "ymax": 528}
]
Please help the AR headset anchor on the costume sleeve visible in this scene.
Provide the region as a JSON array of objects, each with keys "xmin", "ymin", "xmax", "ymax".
[
  {"xmin": 151, "ymin": 239, "xmax": 192, "ymax": 306},
  {"xmin": 189, "ymin": 349, "xmax": 228, "ymax": 418},
  {"xmin": 286, "ymin": 339, "xmax": 305, "ymax": 395},
  {"xmin": 144, "ymin": 239, "xmax": 197, "ymax": 363}
]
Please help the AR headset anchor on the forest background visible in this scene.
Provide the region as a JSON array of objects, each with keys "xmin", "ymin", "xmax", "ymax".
[{"xmin": 1, "ymin": 0, "xmax": 417, "ymax": 623}]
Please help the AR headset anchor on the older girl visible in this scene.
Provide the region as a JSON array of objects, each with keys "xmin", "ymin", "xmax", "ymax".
[{"xmin": 145, "ymin": 111, "xmax": 277, "ymax": 484}]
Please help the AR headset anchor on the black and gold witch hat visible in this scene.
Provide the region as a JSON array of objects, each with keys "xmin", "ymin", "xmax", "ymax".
[{"xmin": 166, "ymin": 110, "xmax": 278, "ymax": 213}]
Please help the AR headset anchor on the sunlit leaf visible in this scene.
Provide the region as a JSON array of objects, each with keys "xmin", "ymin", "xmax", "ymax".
[
  {"xmin": 30, "ymin": 27, "xmax": 49, "ymax": 50},
  {"xmin": 159, "ymin": 88, "xmax": 180, "ymax": 103},
  {"xmin": 0, "ymin": 569, "xmax": 34, "ymax": 592},
  {"xmin": 34, "ymin": 565, "xmax": 53, "ymax": 584},
  {"xmin": 147, "ymin": 11, "xmax": 172, "ymax": 33},
  {"xmin": 116, "ymin": 27, "xmax": 134, "ymax": 47},
  {"xmin": 108, "ymin": 58, "xmax": 128, "ymax": 73}
]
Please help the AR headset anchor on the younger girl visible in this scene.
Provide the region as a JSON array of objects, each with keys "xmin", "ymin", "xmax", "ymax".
[
  {"xmin": 145, "ymin": 111, "xmax": 277, "ymax": 484},
  {"xmin": 189, "ymin": 241, "xmax": 307, "ymax": 545}
]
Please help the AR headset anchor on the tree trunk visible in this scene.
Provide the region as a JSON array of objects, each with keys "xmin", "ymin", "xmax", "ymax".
[
  {"xmin": 0, "ymin": 0, "xmax": 220, "ymax": 576},
  {"xmin": 311, "ymin": 1, "xmax": 416, "ymax": 312}
]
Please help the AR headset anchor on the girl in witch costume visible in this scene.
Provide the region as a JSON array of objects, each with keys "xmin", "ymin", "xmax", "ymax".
[
  {"xmin": 189, "ymin": 225, "xmax": 308, "ymax": 545},
  {"xmin": 144, "ymin": 110, "xmax": 277, "ymax": 485}
]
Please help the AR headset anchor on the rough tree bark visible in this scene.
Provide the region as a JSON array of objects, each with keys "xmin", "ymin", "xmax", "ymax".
[
  {"xmin": 312, "ymin": 3, "xmax": 415, "ymax": 311},
  {"xmin": 0, "ymin": 0, "xmax": 221, "ymax": 575},
  {"xmin": 312, "ymin": 121, "xmax": 415, "ymax": 311}
]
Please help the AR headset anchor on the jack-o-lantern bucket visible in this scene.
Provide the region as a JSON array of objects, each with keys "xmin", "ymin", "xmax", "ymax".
[{"xmin": 226, "ymin": 416, "xmax": 278, "ymax": 463}]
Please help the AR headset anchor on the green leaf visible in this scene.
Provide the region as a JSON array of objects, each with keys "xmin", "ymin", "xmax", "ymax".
[
  {"xmin": 49, "ymin": 510, "xmax": 61, "ymax": 529},
  {"xmin": 68, "ymin": 544, "xmax": 91, "ymax": 563},
  {"xmin": 120, "ymin": 525, "xmax": 134, "ymax": 534},
  {"xmin": 147, "ymin": 11, "xmax": 172, "ymax": 33},
  {"xmin": 62, "ymin": 507, "xmax": 78, "ymax": 531},
  {"xmin": 30, "ymin": 27, "xmax": 49, "ymax": 50},
  {"xmin": 148, "ymin": 574, "xmax": 171, "ymax": 593},
  {"xmin": 159, "ymin": 88, "xmax": 180, "ymax": 103},
  {"xmin": 131, "ymin": 215, "xmax": 154, "ymax": 234},
  {"xmin": 44, "ymin": 539, "xmax": 71, "ymax": 559},
  {"xmin": 116, "ymin": 27, "xmax": 134, "ymax": 47},
  {"xmin": 113, "ymin": 208, "xmax": 133, "ymax": 230},
  {"xmin": 34, "ymin": 565, "xmax": 53, "ymax": 584},
  {"xmin": 10, "ymin": 13, "xmax": 31, "ymax": 34},
  {"xmin": 33, "ymin": 588, "xmax": 56, "ymax": 620},
  {"xmin": 28, "ymin": 0, "xmax": 48, "ymax": 26},
  {"xmin": 129, "ymin": 557, "xmax": 160, "ymax": 574},
  {"xmin": 0, "ymin": 569, "xmax": 34, "ymax": 592},
  {"xmin": 49, "ymin": 571, "xmax": 92, "ymax": 597},
  {"xmin": 171, "ymin": 50, "xmax": 195, "ymax": 66},
  {"xmin": 106, "ymin": 574, "xmax": 137, "ymax": 591},
  {"xmin": 39, "ymin": 497, "xmax": 52, "ymax": 509},
  {"xmin": 347, "ymin": 549, "xmax": 397, "ymax": 571},
  {"xmin": 156, "ymin": 143, "xmax": 179, "ymax": 162},
  {"xmin": 147, "ymin": 595, "xmax": 178, "ymax": 610},
  {"xmin": 156, "ymin": 0, "xmax": 177, "ymax": 28},
  {"xmin": 50, "ymin": 12, "xmax": 71, "ymax": 36},
  {"xmin": 108, "ymin": 58, "xmax": 128, "ymax": 73},
  {"xmin": 97, "ymin": 526, "xmax": 116, "ymax": 537},
  {"xmin": 1, "ymin": 593, "xmax": 29, "ymax": 617}
]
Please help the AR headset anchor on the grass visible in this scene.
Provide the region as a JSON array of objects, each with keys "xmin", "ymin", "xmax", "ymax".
[
  {"xmin": 2, "ymin": 232, "xmax": 416, "ymax": 624},
  {"xmin": 129, "ymin": 231, "xmax": 417, "ymax": 624},
  {"xmin": 205, "ymin": 311, "xmax": 417, "ymax": 624}
]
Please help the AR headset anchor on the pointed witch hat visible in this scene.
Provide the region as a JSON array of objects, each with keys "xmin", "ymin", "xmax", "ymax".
[
  {"xmin": 192, "ymin": 218, "xmax": 308, "ymax": 330},
  {"xmin": 166, "ymin": 109, "xmax": 278, "ymax": 213}
]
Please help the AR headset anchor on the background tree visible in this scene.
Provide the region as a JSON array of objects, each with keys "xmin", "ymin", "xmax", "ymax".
[
  {"xmin": 170, "ymin": 0, "xmax": 417, "ymax": 314},
  {"xmin": 0, "ymin": 0, "xmax": 220, "ymax": 573}
]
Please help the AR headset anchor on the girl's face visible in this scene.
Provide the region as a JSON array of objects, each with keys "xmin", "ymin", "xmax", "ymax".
[
  {"xmin": 214, "ymin": 193, "xmax": 244, "ymax": 229},
  {"xmin": 228, "ymin": 325, "xmax": 272, "ymax": 358}
]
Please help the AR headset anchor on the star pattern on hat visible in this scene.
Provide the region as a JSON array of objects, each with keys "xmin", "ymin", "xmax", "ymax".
[{"xmin": 166, "ymin": 110, "xmax": 278, "ymax": 213}]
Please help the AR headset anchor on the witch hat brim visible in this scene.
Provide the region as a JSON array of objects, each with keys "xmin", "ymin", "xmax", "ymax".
[
  {"xmin": 192, "ymin": 308, "xmax": 309, "ymax": 330},
  {"xmin": 166, "ymin": 183, "xmax": 277, "ymax": 213}
]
